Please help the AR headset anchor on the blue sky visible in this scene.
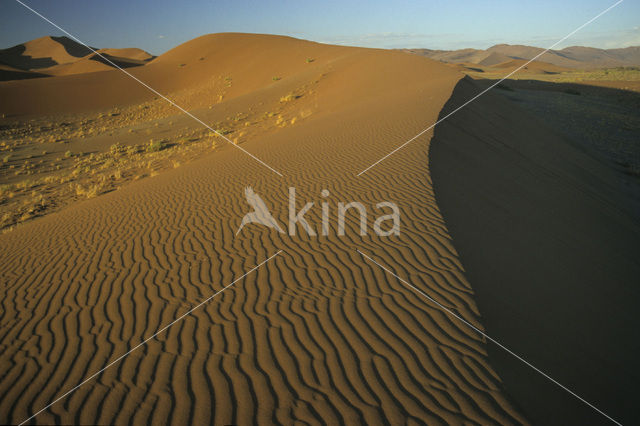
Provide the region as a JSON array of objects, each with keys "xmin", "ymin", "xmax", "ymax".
[{"xmin": 1, "ymin": 0, "xmax": 638, "ymax": 55}]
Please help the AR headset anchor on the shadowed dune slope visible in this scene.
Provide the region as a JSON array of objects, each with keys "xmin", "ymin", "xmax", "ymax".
[
  {"xmin": 431, "ymin": 77, "xmax": 640, "ymax": 425},
  {"xmin": 0, "ymin": 64, "xmax": 49, "ymax": 81},
  {"xmin": 0, "ymin": 34, "xmax": 527, "ymax": 424}
]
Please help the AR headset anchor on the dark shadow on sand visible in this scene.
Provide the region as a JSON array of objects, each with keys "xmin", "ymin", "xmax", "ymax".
[{"xmin": 431, "ymin": 77, "xmax": 640, "ymax": 425}]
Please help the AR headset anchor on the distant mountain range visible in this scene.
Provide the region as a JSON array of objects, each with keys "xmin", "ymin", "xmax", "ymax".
[
  {"xmin": 403, "ymin": 44, "xmax": 640, "ymax": 69},
  {"xmin": 0, "ymin": 35, "xmax": 154, "ymax": 81}
]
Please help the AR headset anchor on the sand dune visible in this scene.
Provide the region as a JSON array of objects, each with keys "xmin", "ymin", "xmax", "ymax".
[
  {"xmin": 2, "ymin": 33, "xmax": 356, "ymax": 115},
  {"xmin": 0, "ymin": 36, "xmax": 93, "ymax": 70},
  {"xmin": 98, "ymin": 47, "xmax": 154, "ymax": 62},
  {"xmin": 38, "ymin": 56, "xmax": 115, "ymax": 76},
  {"xmin": 40, "ymin": 48, "xmax": 154, "ymax": 76},
  {"xmin": 0, "ymin": 36, "xmax": 154, "ymax": 81},
  {"xmin": 0, "ymin": 33, "xmax": 528, "ymax": 424}
]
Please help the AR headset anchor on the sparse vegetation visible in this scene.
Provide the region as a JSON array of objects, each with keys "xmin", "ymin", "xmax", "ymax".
[
  {"xmin": 110, "ymin": 143, "xmax": 126, "ymax": 156},
  {"xmin": 75, "ymin": 182, "xmax": 103, "ymax": 199},
  {"xmin": 272, "ymin": 76, "xmax": 281, "ymax": 81},
  {"xmin": 146, "ymin": 139, "xmax": 167, "ymax": 152},
  {"xmin": 280, "ymin": 92, "xmax": 301, "ymax": 102},
  {"xmin": 0, "ymin": 69, "xmax": 323, "ymax": 231}
]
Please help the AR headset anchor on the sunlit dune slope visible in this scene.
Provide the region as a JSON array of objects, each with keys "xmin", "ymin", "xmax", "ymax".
[{"xmin": 0, "ymin": 33, "xmax": 528, "ymax": 425}]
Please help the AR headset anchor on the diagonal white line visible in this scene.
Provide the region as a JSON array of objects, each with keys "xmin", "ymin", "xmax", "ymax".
[
  {"xmin": 357, "ymin": 249, "xmax": 622, "ymax": 425},
  {"xmin": 13, "ymin": 0, "xmax": 283, "ymax": 177},
  {"xmin": 18, "ymin": 250, "xmax": 283, "ymax": 426},
  {"xmin": 357, "ymin": 0, "xmax": 624, "ymax": 176}
]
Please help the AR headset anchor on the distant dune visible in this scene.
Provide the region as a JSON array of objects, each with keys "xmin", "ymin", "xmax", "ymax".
[
  {"xmin": 0, "ymin": 35, "xmax": 93, "ymax": 70},
  {"xmin": 406, "ymin": 44, "xmax": 640, "ymax": 69},
  {"xmin": 40, "ymin": 48, "xmax": 155, "ymax": 76},
  {"xmin": 0, "ymin": 35, "xmax": 154, "ymax": 81}
]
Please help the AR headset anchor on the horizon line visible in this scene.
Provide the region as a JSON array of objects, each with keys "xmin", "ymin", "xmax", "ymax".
[{"xmin": 1, "ymin": 31, "xmax": 639, "ymax": 56}]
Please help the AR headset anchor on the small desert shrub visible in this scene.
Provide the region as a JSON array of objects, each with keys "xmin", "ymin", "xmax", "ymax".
[
  {"xmin": 3, "ymin": 154, "xmax": 10, "ymax": 163},
  {"xmin": 64, "ymin": 150, "xmax": 73, "ymax": 158},
  {"xmin": 75, "ymin": 183, "xmax": 101, "ymax": 198},
  {"xmin": 280, "ymin": 93, "xmax": 300, "ymax": 102},
  {"xmin": 306, "ymin": 58, "xmax": 314, "ymax": 63},
  {"xmin": 146, "ymin": 139, "xmax": 166, "ymax": 152},
  {"xmin": 110, "ymin": 143, "xmax": 126, "ymax": 156},
  {"xmin": 272, "ymin": 76, "xmax": 281, "ymax": 81}
]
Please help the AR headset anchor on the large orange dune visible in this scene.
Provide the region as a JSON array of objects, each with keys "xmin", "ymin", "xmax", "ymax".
[{"xmin": 0, "ymin": 33, "xmax": 527, "ymax": 425}]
